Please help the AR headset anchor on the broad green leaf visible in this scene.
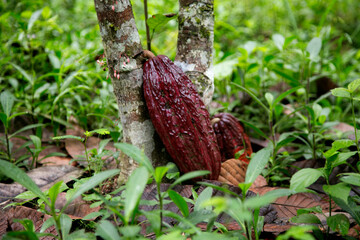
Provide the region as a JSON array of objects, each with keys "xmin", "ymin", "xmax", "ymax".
[
  {"xmin": 10, "ymin": 123, "xmax": 44, "ymax": 138},
  {"xmin": 114, "ymin": 143, "xmax": 154, "ymax": 174},
  {"xmin": 312, "ymin": 103, "xmax": 322, "ymax": 119},
  {"xmin": 193, "ymin": 232, "xmax": 238, "ymax": 240},
  {"xmin": 157, "ymin": 230, "xmax": 186, "ymax": 240},
  {"xmin": 154, "ymin": 166, "xmax": 169, "ymax": 184},
  {"xmin": 290, "ymin": 168, "xmax": 323, "ymax": 191},
  {"xmin": 331, "ymin": 196, "xmax": 360, "ymax": 225},
  {"xmin": 331, "ymin": 88, "xmax": 351, "ymax": 98},
  {"xmin": 340, "ymin": 173, "xmax": 360, "ymax": 187},
  {"xmin": 332, "ymin": 151, "xmax": 357, "ymax": 168},
  {"xmin": 327, "ymin": 214, "xmax": 350, "ymax": 236},
  {"xmin": 168, "ymin": 189, "xmax": 189, "ymax": 217},
  {"xmin": 277, "ymin": 225, "xmax": 316, "ymax": 240},
  {"xmin": 124, "ymin": 166, "xmax": 148, "ymax": 222},
  {"xmin": 323, "ymin": 183, "xmax": 350, "ymax": 204},
  {"xmin": 60, "ymin": 214, "xmax": 72, "ymax": 237},
  {"xmin": 348, "ymin": 79, "xmax": 360, "ymax": 93},
  {"xmin": 60, "ymin": 71, "xmax": 79, "ymax": 92},
  {"xmin": 64, "ymin": 169, "xmax": 119, "ymax": 211},
  {"xmin": 170, "ymin": 170, "xmax": 210, "ymax": 188},
  {"xmin": 0, "ymin": 160, "xmax": 49, "ymax": 205},
  {"xmin": 324, "ymin": 139, "xmax": 354, "ymax": 159},
  {"xmin": 195, "ymin": 187, "xmax": 213, "ymax": 212},
  {"xmin": 0, "ymin": 91, "xmax": 15, "ymax": 117},
  {"xmin": 147, "ymin": 13, "xmax": 177, "ymax": 31},
  {"xmin": 306, "ymin": 37, "xmax": 322, "ymax": 60},
  {"xmin": 48, "ymin": 181, "xmax": 66, "ymax": 207},
  {"xmin": 52, "ymin": 135, "xmax": 83, "ymax": 141},
  {"xmin": 265, "ymin": 92, "xmax": 274, "ymax": 107},
  {"xmin": 28, "ymin": 9, "xmax": 43, "ymax": 31},
  {"xmin": 275, "ymin": 137, "xmax": 295, "ymax": 153},
  {"xmin": 29, "ymin": 135, "xmax": 41, "ymax": 149},
  {"xmin": 40, "ymin": 217, "xmax": 55, "ymax": 233},
  {"xmin": 83, "ymin": 211, "xmax": 103, "ymax": 220},
  {"xmin": 118, "ymin": 226, "xmax": 141, "ymax": 238},
  {"xmin": 291, "ymin": 213, "xmax": 321, "ymax": 224},
  {"xmin": 95, "ymin": 220, "xmax": 121, "ymax": 240},
  {"xmin": 245, "ymin": 147, "xmax": 271, "ymax": 183},
  {"xmin": 272, "ymin": 33, "xmax": 285, "ymax": 51}
]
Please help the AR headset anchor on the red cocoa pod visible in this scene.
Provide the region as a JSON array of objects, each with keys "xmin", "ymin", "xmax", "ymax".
[
  {"xmin": 143, "ymin": 54, "xmax": 221, "ymax": 180},
  {"xmin": 211, "ymin": 113, "xmax": 252, "ymax": 163}
]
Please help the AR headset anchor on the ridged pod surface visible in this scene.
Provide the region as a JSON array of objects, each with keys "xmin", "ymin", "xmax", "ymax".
[
  {"xmin": 143, "ymin": 55, "xmax": 221, "ymax": 180},
  {"xmin": 211, "ymin": 113, "xmax": 252, "ymax": 163}
]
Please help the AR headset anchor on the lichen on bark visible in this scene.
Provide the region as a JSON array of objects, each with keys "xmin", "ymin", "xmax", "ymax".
[
  {"xmin": 175, "ymin": 0, "xmax": 215, "ymax": 107},
  {"xmin": 94, "ymin": 0, "xmax": 168, "ymax": 183}
]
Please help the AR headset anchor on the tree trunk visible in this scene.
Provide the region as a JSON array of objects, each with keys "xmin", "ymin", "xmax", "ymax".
[
  {"xmin": 94, "ymin": 0, "xmax": 168, "ymax": 184},
  {"xmin": 94, "ymin": 0, "xmax": 215, "ymax": 183},
  {"xmin": 175, "ymin": 0, "xmax": 215, "ymax": 107}
]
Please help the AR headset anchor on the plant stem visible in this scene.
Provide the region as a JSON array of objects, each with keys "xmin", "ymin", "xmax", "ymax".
[
  {"xmin": 157, "ymin": 183, "xmax": 163, "ymax": 233},
  {"xmin": 144, "ymin": 0, "xmax": 151, "ymax": 51},
  {"xmin": 350, "ymin": 96, "xmax": 360, "ymax": 160},
  {"xmin": 5, "ymin": 129, "xmax": 12, "ymax": 162}
]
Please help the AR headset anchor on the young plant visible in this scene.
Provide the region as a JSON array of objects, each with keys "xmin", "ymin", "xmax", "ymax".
[
  {"xmin": 0, "ymin": 91, "xmax": 43, "ymax": 164},
  {"xmin": 0, "ymin": 159, "xmax": 119, "ymax": 240},
  {"xmin": 289, "ymin": 139, "xmax": 357, "ymax": 237},
  {"xmin": 52, "ymin": 128, "xmax": 110, "ymax": 173},
  {"xmin": 331, "ymin": 78, "xmax": 360, "ymax": 159}
]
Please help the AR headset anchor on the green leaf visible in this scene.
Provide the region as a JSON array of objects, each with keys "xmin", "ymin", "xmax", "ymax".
[
  {"xmin": 306, "ymin": 37, "xmax": 322, "ymax": 60},
  {"xmin": 10, "ymin": 63, "xmax": 33, "ymax": 84},
  {"xmin": 147, "ymin": 14, "xmax": 177, "ymax": 31},
  {"xmin": 297, "ymin": 206, "xmax": 323, "ymax": 215},
  {"xmin": 232, "ymin": 83, "xmax": 270, "ymax": 113},
  {"xmin": 327, "ymin": 214, "xmax": 350, "ymax": 236},
  {"xmin": 114, "ymin": 143, "xmax": 154, "ymax": 175},
  {"xmin": 124, "ymin": 166, "xmax": 148, "ymax": 222},
  {"xmin": 0, "ymin": 113, "xmax": 8, "ymax": 127},
  {"xmin": 324, "ymin": 139, "xmax": 354, "ymax": 159},
  {"xmin": 275, "ymin": 137, "xmax": 295, "ymax": 154},
  {"xmin": 88, "ymin": 128, "xmax": 110, "ymax": 135},
  {"xmin": 95, "ymin": 220, "xmax": 121, "ymax": 240},
  {"xmin": 331, "ymin": 88, "xmax": 351, "ymax": 98},
  {"xmin": 332, "ymin": 151, "xmax": 357, "ymax": 168},
  {"xmin": 52, "ymin": 135, "xmax": 83, "ymax": 141},
  {"xmin": 273, "ymin": 86, "xmax": 302, "ymax": 106},
  {"xmin": 323, "ymin": 183, "xmax": 350, "ymax": 204},
  {"xmin": 272, "ymin": 33, "xmax": 285, "ymax": 51},
  {"xmin": 29, "ymin": 135, "xmax": 41, "ymax": 149},
  {"xmin": 157, "ymin": 230, "xmax": 186, "ymax": 240},
  {"xmin": 245, "ymin": 147, "xmax": 271, "ymax": 183},
  {"xmin": 154, "ymin": 166, "xmax": 169, "ymax": 184},
  {"xmin": 28, "ymin": 9, "xmax": 43, "ymax": 31},
  {"xmin": 0, "ymin": 90, "xmax": 15, "ymax": 117},
  {"xmin": 168, "ymin": 189, "xmax": 189, "ymax": 217},
  {"xmin": 290, "ymin": 168, "xmax": 323, "ymax": 191},
  {"xmin": 340, "ymin": 173, "xmax": 360, "ymax": 187},
  {"xmin": 291, "ymin": 213, "xmax": 321, "ymax": 224},
  {"xmin": 118, "ymin": 225, "xmax": 141, "ymax": 238},
  {"xmin": 48, "ymin": 181, "xmax": 67, "ymax": 207},
  {"xmin": 40, "ymin": 217, "xmax": 55, "ymax": 233},
  {"xmin": 64, "ymin": 169, "xmax": 119, "ymax": 211},
  {"xmin": 170, "ymin": 170, "xmax": 210, "ymax": 188},
  {"xmin": 10, "ymin": 123, "xmax": 45, "ymax": 138},
  {"xmin": 0, "ymin": 160, "xmax": 49, "ymax": 205},
  {"xmin": 60, "ymin": 214, "xmax": 72, "ymax": 238},
  {"xmin": 240, "ymin": 120, "xmax": 269, "ymax": 140},
  {"xmin": 348, "ymin": 79, "xmax": 360, "ymax": 93},
  {"xmin": 245, "ymin": 189, "xmax": 294, "ymax": 209},
  {"xmin": 195, "ymin": 187, "xmax": 213, "ymax": 212},
  {"xmin": 277, "ymin": 225, "xmax": 316, "ymax": 240},
  {"xmin": 265, "ymin": 92, "xmax": 274, "ymax": 107}
]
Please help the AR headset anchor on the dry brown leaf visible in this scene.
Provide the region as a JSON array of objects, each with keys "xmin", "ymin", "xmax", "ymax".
[
  {"xmin": 41, "ymin": 156, "xmax": 73, "ymax": 166},
  {"xmin": 0, "ymin": 165, "xmax": 82, "ymax": 204},
  {"xmin": 0, "ymin": 206, "xmax": 56, "ymax": 238}
]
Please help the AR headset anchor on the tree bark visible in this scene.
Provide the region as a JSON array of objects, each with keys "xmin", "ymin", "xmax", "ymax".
[
  {"xmin": 94, "ymin": 0, "xmax": 168, "ymax": 184},
  {"xmin": 175, "ymin": 0, "xmax": 215, "ymax": 107}
]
